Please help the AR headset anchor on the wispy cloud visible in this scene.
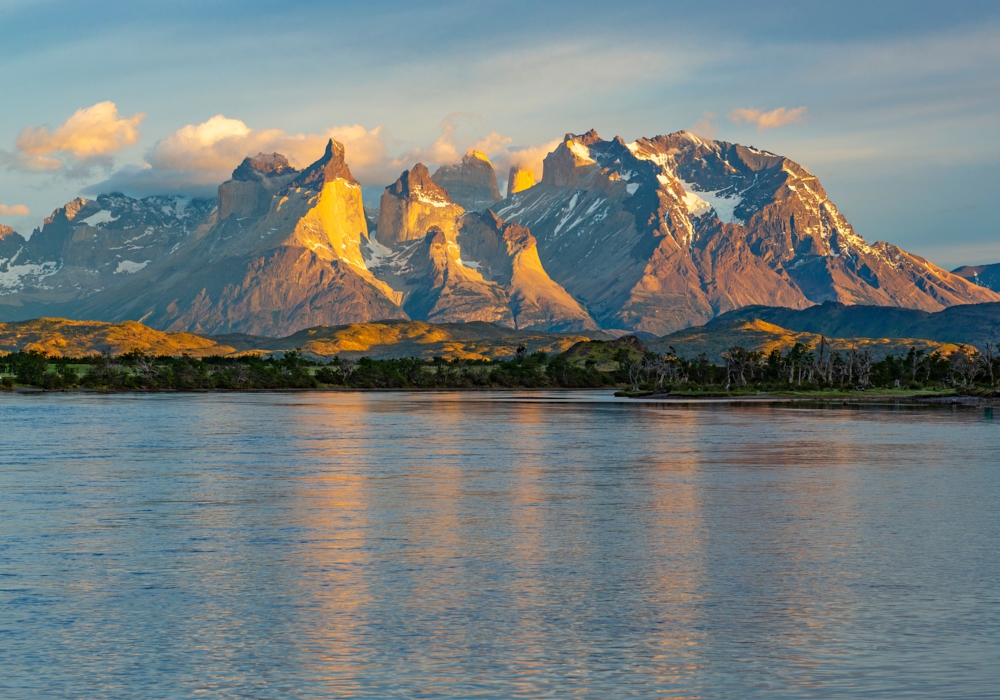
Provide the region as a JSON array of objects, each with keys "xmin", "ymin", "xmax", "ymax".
[
  {"xmin": 728, "ymin": 106, "xmax": 807, "ymax": 131},
  {"xmin": 690, "ymin": 112, "xmax": 716, "ymax": 139},
  {"xmin": 0, "ymin": 203, "xmax": 29, "ymax": 216},
  {"xmin": 3, "ymin": 101, "xmax": 145, "ymax": 176}
]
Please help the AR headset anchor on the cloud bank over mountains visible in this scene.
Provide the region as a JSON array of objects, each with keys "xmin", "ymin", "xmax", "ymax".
[
  {"xmin": 79, "ymin": 109, "xmax": 566, "ymax": 199},
  {"xmin": 1, "ymin": 102, "xmax": 145, "ymax": 177}
]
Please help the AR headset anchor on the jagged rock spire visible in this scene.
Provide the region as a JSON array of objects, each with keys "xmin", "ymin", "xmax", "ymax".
[
  {"xmin": 507, "ymin": 166, "xmax": 536, "ymax": 195},
  {"xmin": 293, "ymin": 139, "xmax": 358, "ymax": 188}
]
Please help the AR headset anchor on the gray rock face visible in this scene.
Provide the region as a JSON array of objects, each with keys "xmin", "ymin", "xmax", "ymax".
[
  {"xmin": 0, "ymin": 193, "xmax": 215, "ymax": 317},
  {"xmin": 492, "ymin": 130, "xmax": 1000, "ymax": 335},
  {"xmin": 431, "ymin": 150, "xmax": 502, "ymax": 212},
  {"xmin": 953, "ymin": 263, "xmax": 1000, "ymax": 292},
  {"xmin": 369, "ymin": 169, "xmax": 596, "ymax": 332},
  {"xmin": 219, "ymin": 153, "xmax": 299, "ymax": 220},
  {"xmin": 0, "ymin": 225, "xmax": 24, "ymax": 261}
]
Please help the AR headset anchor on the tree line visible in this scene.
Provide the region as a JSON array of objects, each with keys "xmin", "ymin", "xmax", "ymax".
[
  {"xmin": 618, "ymin": 339, "xmax": 999, "ymax": 393},
  {"xmin": 1, "ymin": 339, "xmax": 996, "ymax": 394},
  {"xmin": 0, "ymin": 345, "xmax": 611, "ymax": 391}
]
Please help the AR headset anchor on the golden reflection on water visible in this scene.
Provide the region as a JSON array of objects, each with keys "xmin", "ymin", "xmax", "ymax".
[
  {"xmin": 638, "ymin": 408, "xmax": 709, "ymax": 691},
  {"xmin": 143, "ymin": 394, "xmax": 991, "ymax": 696},
  {"xmin": 286, "ymin": 394, "xmax": 377, "ymax": 692},
  {"xmin": 3, "ymin": 392, "xmax": 1000, "ymax": 697}
]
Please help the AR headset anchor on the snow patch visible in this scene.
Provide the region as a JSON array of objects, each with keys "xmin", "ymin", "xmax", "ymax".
[
  {"xmin": 415, "ymin": 191, "xmax": 451, "ymax": 208},
  {"xmin": 0, "ymin": 260, "xmax": 60, "ymax": 291},
  {"xmin": 567, "ymin": 140, "xmax": 595, "ymax": 163},
  {"xmin": 553, "ymin": 193, "xmax": 581, "ymax": 235},
  {"xmin": 79, "ymin": 210, "xmax": 118, "ymax": 227},
  {"xmin": 626, "ymin": 183, "xmax": 640, "ymax": 195},
  {"xmin": 114, "ymin": 260, "xmax": 150, "ymax": 274},
  {"xmin": 458, "ymin": 258, "xmax": 481, "ymax": 270},
  {"xmin": 677, "ymin": 179, "xmax": 744, "ymax": 225},
  {"xmin": 363, "ymin": 233, "xmax": 394, "ymax": 269}
]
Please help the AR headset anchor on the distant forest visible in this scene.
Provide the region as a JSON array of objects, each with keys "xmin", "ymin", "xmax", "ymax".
[{"xmin": 2, "ymin": 338, "xmax": 998, "ymax": 395}]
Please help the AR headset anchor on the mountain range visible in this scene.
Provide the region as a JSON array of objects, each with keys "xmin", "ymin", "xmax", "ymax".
[{"xmin": 2, "ymin": 129, "xmax": 996, "ymax": 336}]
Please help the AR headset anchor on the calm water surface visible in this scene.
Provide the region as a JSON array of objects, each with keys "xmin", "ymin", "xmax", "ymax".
[{"xmin": 1, "ymin": 391, "xmax": 998, "ymax": 698}]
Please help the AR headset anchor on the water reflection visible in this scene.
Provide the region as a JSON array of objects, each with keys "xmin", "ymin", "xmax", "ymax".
[{"xmin": 1, "ymin": 391, "xmax": 998, "ymax": 698}]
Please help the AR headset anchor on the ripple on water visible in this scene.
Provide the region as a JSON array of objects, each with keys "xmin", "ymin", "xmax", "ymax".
[{"xmin": 1, "ymin": 391, "xmax": 998, "ymax": 698}]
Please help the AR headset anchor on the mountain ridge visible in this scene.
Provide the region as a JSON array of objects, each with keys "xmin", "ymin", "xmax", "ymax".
[{"xmin": 2, "ymin": 127, "xmax": 995, "ymax": 335}]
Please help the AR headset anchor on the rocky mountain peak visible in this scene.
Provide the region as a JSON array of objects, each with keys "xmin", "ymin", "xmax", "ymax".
[
  {"xmin": 231, "ymin": 152, "xmax": 297, "ymax": 182},
  {"xmin": 431, "ymin": 150, "xmax": 502, "ymax": 212},
  {"xmin": 43, "ymin": 197, "xmax": 88, "ymax": 226},
  {"xmin": 389, "ymin": 163, "xmax": 451, "ymax": 202},
  {"xmin": 467, "ymin": 149, "xmax": 492, "ymax": 164},
  {"xmin": 0, "ymin": 224, "xmax": 25, "ymax": 260},
  {"xmin": 292, "ymin": 139, "xmax": 358, "ymax": 189},
  {"xmin": 377, "ymin": 164, "xmax": 462, "ymax": 249},
  {"xmin": 568, "ymin": 129, "xmax": 602, "ymax": 147},
  {"xmin": 220, "ymin": 152, "xmax": 299, "ymax": 220},
  {"xmin": 500, "ymin": 221, "xmax": 535, "ymax": 254},
  {"xmin": 542, "ymin": 131, "xmax": 602, "ymax": 187},
  {"xmin": 507, "ymin": 166, "xmax": 536, "ymax": 195}
]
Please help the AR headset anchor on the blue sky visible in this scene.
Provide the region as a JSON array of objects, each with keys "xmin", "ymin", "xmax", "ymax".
[{"xmin": 0, "ymin": 0, "xmax": 997, "ymax": 268}]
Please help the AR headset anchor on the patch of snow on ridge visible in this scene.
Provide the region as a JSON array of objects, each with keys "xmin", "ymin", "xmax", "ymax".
[
  {"xmin": 567, "ymin": 140, "xmax": 595, "ymax": 163},
  {"xmin": 458, "ymin": 258, "xmax": 481, "ymax": 270},
  {"xmin": 626, "ymin": 183, "xmax": 640, "ymax": 195},
  {"xmin": 415, "ymin": 191, "xmax": 451, "ymax": 208},
  {"xmin": 0, "ymin": 260, "xmax": 60, "ymax": 291},
  {"xmin": 678, "ymin": 179, "xmax": 743, "ymax": 224},
  {"xmin": 553, "ymin": 193, "xmax": 580, "ymax": 235},
  {"xmin": 79, "ymin": 210, "xmax": 118, "ymax": 227},
  {"xmin": 114, "ymin": 260, "xmax": 150, "ymax": 274},
  {"xmin": 363, "ymin": 234, "xmax": 393, "ymax": 269}
]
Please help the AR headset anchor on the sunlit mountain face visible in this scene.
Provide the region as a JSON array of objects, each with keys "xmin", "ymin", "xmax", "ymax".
[{"xmin": 2, "ymin": 131, "xmax": 996, "ymax": 336}]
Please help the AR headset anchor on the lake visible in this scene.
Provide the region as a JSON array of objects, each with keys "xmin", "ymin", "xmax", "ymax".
[{"xmin": 1, "ymin": 391, "xmax": 998, "ymax": 698}]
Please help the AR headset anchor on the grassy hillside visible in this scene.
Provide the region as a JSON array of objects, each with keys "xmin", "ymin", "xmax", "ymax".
[
  {"xmin": 0, "ymin": 318, "xmax": 235, "ymax": 357},
  {"xmin": 210, "ymin": 320, "xmax": 610, "ymax": 360},
  {"xmin": 709, "ymin": 301, "xmax": 1000, "ymax": 348},
  {"xmin": 1, "ymin": 317, "xmax": 609, "ymax": 360},
  {"xmin": 647, "ymin": 318, "xmax": 955, "ymax": 362}
]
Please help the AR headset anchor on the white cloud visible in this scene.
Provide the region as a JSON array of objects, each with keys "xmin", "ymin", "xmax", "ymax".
[
  {"xmin": 0, "ymin": 203, "xmax": 30, "ymax": 216},
  {"xmin": 729, "ymin": 106, "xmax": 807, "ymax": 131},
  {"xmin": 6, "ymin": 101, "xmax": 145, "ymax": 175},
  {"xmin": 389, "ymin": 114, "xmax": 558, "ymax": 188},
  {"xmin": 87, "ymin": 113, "xmax": 562, "ymax": 198}
]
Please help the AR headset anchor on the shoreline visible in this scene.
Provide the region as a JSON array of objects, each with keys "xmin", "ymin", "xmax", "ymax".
[{"xmin": 4, "ymin": 385, "xmax": 999, "ymax": 408}]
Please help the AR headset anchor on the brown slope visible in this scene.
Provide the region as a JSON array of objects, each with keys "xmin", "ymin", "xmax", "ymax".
[
  {"xmin": 647, "ymin": 318, "xmax": 955, "ymax": 363},
  {"xmin": 0, "ymin": 318, "xmax": 233, "ymax": 357},
  {"xmin": 211, "ymin": 319, "xmax": 609, "ymax": 360},
  {"xmin": 457, "ymin": 213, "xmax": 599, "ymax": 331}
]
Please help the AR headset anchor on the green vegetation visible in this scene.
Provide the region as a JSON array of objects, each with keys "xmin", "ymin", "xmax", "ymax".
[
  {"xmin": 0, "ymin": 344, "xmax": 612, "ymax": 391},
  {"xmin": 615, "ymin": 339, "xmax": 998, "ymax": 396},
  {"xmin": 2, "ymin": 337, "xmax": 996, "ymax": 396}
]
